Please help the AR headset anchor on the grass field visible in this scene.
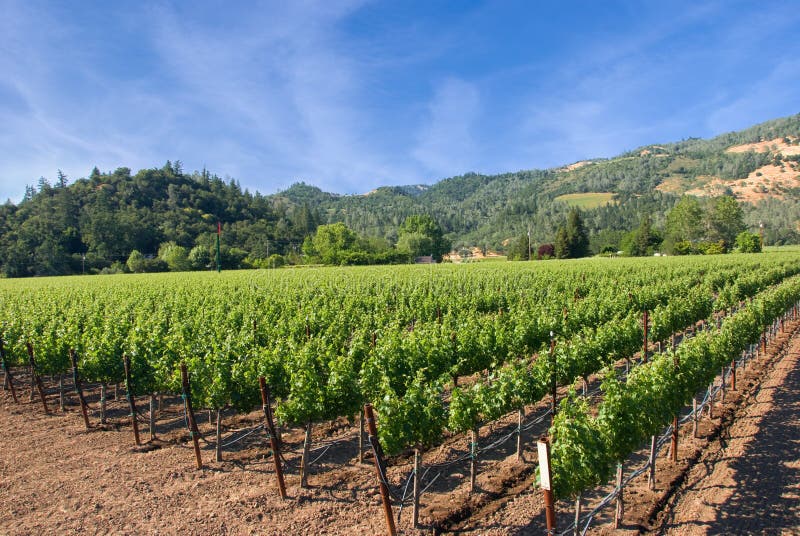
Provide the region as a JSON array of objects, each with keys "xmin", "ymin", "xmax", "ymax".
[{"xmin": 554, "ymin": 192, "xmax": 616, "ymax": 209}]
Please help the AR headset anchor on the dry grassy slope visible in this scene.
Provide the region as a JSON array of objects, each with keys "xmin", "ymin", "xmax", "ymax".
[{"xmin": 658, "ymin": 137, "xmax": 800, "ymax": 202}]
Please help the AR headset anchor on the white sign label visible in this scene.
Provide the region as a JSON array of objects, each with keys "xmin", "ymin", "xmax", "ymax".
[{"xmin": 537, "ymin": 441, "xmax": 551, "ymax": 490}]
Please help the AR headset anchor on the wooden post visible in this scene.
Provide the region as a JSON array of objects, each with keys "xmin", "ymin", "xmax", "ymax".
[
  {"xmin": 122, "ymin": 354, "xmax": 141, "ymax": 446},
  {"xmin": 100, "ymin": 383, "xmax": 108, "ymax": 424},
  {"xmin": 642, "ymin": 309, "xmax": 649, "ymax": 363},
  {"xmin": 69, "ymin": 350, "xmax": 90, "ymax": 430},
  {"xmin": 731, "ymin": 360, "xmax": 736, "ymax": 391},
  {"xmin": 359, "ymin": 411, "xmax": 366, "ymax": 463},
  {"xmin": 549, "ymin": 333, "xmax": 557, "ymax": 425},
  {"xmin": 0, "ymin": 337, "xmax": 18, "ymax": 403},
  {"xmin": 516, "ymin": 407, "xmax": 524, "ymax": 461},
  {"xmin": 573, "ymin": 493, "xmax": 582, "ymax": 536},
  {"xmin": 25, "ymin": 342, "xmax": 49, "ymax": 414},
  {"xmin": 413, "ymin": 449, "xmax": 421, "ymax": 528},
  {"xmin": 58, "ymin": 374, "xmax": 65, "ymax": 411},
  {"xmin": 692, "ymin": 397, "xmax": 698, "ymax": 438},
  {"xmin": 647, "ymin": 435, "xmax": 656, "ymax": 490},
  {"xmin": 470, "ymin": 427, "xmax": 478, "ymax": 493},
  {"xmin": 215, "ymin": 409, "xmax": 223, "ymax": 462},
  {"xmin": 708, "ymin": 386, "xmax": 714, "ymax": 419},
  {"xmin": 614, "ymin": 462, "xmax": 624, "ymax": 529},
  {"xmin": 258, "ymin": 377, "xmax": 286, "ymax": 499},
  {"xmin": 149, "ymin": 394, "xmax": 157, "ymax": 441},
  {"xmin": 671, "ymin": 350, "xmax": 679, "ymax": 461},
  {"xmin": 300, "ymin": 421, "xmax": 312, "ymax": 488},
  {"xmin": 537, "ymin": 436, "xmax": 556, "ymax": 534},
  {"xmin": 180, "ymin": 362, "xmax": 203, "ymax": 469},
  {"xmin": 720, "ymin": 367, "xmax": 726, "ymax": 402},
  {"xmin": 671, "ymin": 416, "xmax": 678, "ymax": 462},
  {"xmin": 364, "ymin": 404, "xmax": 397, "ymax": 536}
]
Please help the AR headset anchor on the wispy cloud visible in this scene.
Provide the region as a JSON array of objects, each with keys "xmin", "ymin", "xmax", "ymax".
[{"xmin": 412, "ymin": 78, "xmax": 481, "ymax": 178}]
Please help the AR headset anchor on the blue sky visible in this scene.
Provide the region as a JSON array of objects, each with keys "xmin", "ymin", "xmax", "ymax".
[{"xmin": 1, "ymin": 0, "xmax": 799, "ymax": 202}]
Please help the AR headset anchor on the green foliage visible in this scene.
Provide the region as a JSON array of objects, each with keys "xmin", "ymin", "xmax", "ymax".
[
  {"xmin": 549, "ymin": 392, "xmax": 611, "ymax": 498},
  {"xmin": 736, "ymin": 231, "xmax": 762, "ymax": 253},
  {"xmin": 397, "ymin": 215, "xmax": 450, "ymax": 261},
  {"xmin": 126, "ymin": 250, "xmax": 146, "ymax": 273}
]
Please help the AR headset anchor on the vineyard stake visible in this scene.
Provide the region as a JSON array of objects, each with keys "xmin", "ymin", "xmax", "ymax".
[
  {"xmin": 215, "ymin": 409, "xmax": 222, "ymax": 462},
  {"xmin": 670, "ymin": 416, "xmax": 679, "ymax": 463},
  {"xmin": 100, "ymin": 383, "xmax": 108, "ymax": 424},
  {"xmin": 0, "ymin": 337, "xmax": 18, "ymax": 403},
  {"xmin": 549, "ymin": 333, "xmax": 557, "ymax": 425},
  {"xmin": 358, "ymin": 411, "xmax": 365, "ymax": 463},
  {"xmin": 28, "ymin": 362, "xmax": 34, "ymax": 402},
  {"xmin": 647, "ymin": 435, "xmax": 656, "ymax": 490},
  {"xmin": 413, "ymin": 449, "xmax": 421, "ymax": 528},
  {"xmin": 708, "ymin": 386, "xmax": 714, "ymax": 419},
  {"xmin": 258, "ymin": 377, "xmax": 286, "ymax": 499},
  {"xmin": 720, "ymin": 367, "xmax": 726, "ymax": 402},
  {"xmin": 537, "ymin": 436, "xmax": 556, "ymax": 534},
  {"xmin": 180, "ymin": 362, "xmax": 203, "ymax": 469},
  {"xmin": 614, "ymin": 462, "xmax": 624, "ymax": 529},
  {"xmin": 58, "ymin": 374, "xmax": 65, "ymax": 411},
  {"xmin": 470, "ymin": 427, "xmax": 478, "ymax": 493},
  {"xmin": 300, "ymin": 421, "xmax": 312, "ymax": 488},
  {"xmin": 25, "ymin": 342, "xmax": 49, "ymax": 415},
  {"xmin": 730, "ymin": 360, "xmax": 737, "ymax": 391},
  {"xmin": 122, "ymin": 354, "xmax": 141, "ymax": 446},
  {"xmin": 364, "ymin": 403, "xmax": 397, "ymax": 536},
  {"xmin": 149, "ymin": 394, "xmax": 157, "ymax": 441},
  {"xmin": 69, "ymin": 349, "xmax": 91, "ymax": 430},
  {"xmin": 573, "ymin": 493, "xmax": 582, "ymax": 536},
  {"xmin": 516, "ymin": 407, "xmax": 524, "ymax": 461},
  {"xmin": 692, "ymin": 398, "xmax": 698, "ymax": 438},
  {"xmin": 671, "ymin": 351, "xmax": 680, "ymax": 462},
  {"xmin": 642, "ymin": 309, "xmax": 649, "ymax": 363}
]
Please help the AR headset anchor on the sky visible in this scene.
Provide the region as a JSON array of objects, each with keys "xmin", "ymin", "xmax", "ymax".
[{"xmin": 1, "ymin": 0, "xmax": 799, "ymax": 202}]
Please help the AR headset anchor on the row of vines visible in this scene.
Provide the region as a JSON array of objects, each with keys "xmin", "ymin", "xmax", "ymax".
[{"xmin": 2, "ymin": 253, "xmax": 800, "ymax": 461}]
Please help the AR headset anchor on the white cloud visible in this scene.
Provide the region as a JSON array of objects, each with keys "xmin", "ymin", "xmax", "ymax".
[{"xmin": 412, "ymin": 78, "xmax": 481, "ymax": 178}]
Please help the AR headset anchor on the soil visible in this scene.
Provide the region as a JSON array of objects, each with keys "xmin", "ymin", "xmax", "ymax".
[{"xmin": 2, "ymin": 321, "xmax": 799, "ymax": 535}]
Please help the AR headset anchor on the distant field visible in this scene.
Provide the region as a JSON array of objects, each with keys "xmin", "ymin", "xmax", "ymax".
[{"xmin": 554, "ymin": 192, "xmax": 616, "ymax": 209}]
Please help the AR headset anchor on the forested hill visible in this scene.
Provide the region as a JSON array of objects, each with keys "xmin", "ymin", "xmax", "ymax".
[{"xmin": 1, "ymin": 113, "xmax": 799, "ymax": 276}]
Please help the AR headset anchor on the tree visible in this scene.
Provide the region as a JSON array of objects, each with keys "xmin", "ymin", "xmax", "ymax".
[
  {"xmin": 554, "ymin": 209, "xmax": 589, "ymax": 259},
  {"xmin": 397, "ymin": 215, "xmax": 450, "ymax": 261},
  {"xmin": 565, "ymin": 208, "xmax": 589, "ymax": 258},
  {"xmin": 554, "ymin": 226, "xmax": 570, "ymax": 259},
  {"xmin": 188, "ymin": 245, "xmax": 211, "ymax": 270},
  {"xmin": 506, "ymin": 235, "xmax": 530, "ymax": 260},
  {"xmin": 735, "ymin": 231, "xmax": 762, "ymax": 253},
  {"xmin": 627, "ymin": 215, "xmax": 661, "ymax": 256},
  {"xmin": 158, "ymin": 241, "xmax": 191, "ymax": 271},
  {"xmin": 664, "ymin": 196, "xmax": 703, "ymax": 253},
  {"xmin": 708, "ymin": 196, "xmax": 745, "ymax": 249},
  {"xmin": 537, "ymin": 243, "xmax": 555, "ymax": 260},
  {"xmin": 312, "ymin": 223, "xmax": 358, "ymax": 265},
  {"xmin": 127, "ymin": 250, "xmax": 146, "ymax": 273}
]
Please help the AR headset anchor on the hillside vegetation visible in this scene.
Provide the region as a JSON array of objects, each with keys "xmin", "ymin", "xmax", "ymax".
[{"xmin": 1, "ymin": 114, "xmax": 799, "ymax": 276}]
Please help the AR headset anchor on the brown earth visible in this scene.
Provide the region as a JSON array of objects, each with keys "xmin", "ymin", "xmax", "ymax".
[{"xmin": 2, "ymin": 322, "xmax": 799, "ymax": 535}]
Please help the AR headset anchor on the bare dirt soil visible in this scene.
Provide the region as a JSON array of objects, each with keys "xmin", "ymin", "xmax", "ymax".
[{"xmin": 2, "ymin": 323, "xmax": 799, "ymax": 535}]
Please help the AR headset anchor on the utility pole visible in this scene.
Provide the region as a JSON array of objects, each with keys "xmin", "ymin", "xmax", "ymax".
[
  {"xmin": 216, "ymin": 221, "xmax": 222, "ymax": 273},
  {"xmin": 759, "ymin": 221, "xmax": 765, "ymax": 249},
  {"xmin": 527, "ymin": 226, "xmax": 531, "ymax": 260}
]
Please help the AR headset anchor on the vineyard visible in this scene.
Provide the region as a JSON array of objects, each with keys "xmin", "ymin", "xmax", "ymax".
[{"xmin": 2, "ymin": 251, "xmax": 800, "ymax": 534}]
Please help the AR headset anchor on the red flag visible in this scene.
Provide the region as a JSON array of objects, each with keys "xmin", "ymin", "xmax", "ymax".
[{"xmin": 218, "ymin": 221, "xmax": 222, "ymax": 235}]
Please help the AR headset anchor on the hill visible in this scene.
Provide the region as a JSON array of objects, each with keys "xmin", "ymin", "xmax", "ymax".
[{"xmin": 1, "ymin": 114, "xmax": 799, "ymax": 276}]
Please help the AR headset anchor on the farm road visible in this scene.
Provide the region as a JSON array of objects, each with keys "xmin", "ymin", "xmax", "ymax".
[{"xmin": 660, "ymin": 335, "xmax": 800, "ymax": 535}]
